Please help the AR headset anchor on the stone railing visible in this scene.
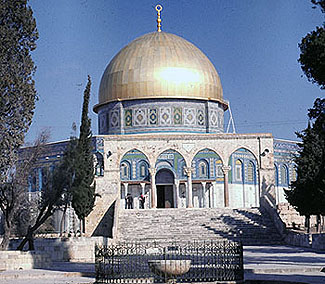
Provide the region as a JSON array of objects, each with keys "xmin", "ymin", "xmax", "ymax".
[{"xmin": 260, "ymin": 195, "xmax": 287, "ymax": 237}]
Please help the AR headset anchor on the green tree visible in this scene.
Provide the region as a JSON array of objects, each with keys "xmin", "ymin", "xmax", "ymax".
[
  {"xmin": 58, "ymin": 136, "xmax": 77, "ymax": 236},
  {"xmin": 298, "ymin": 1, "xmax": 325, "ymax": 89},
  {"xmin": 0, "ymin": 0, "xmax": 38, "ymax": 249},
  {"xmin": 71, "ymin": 76, "xmax": 96, "ymax": 234},
  {"xmin": 17, "ymin": 138, "xmax": 76, "ymax": 250},
  {"xmin": 311, "ymin": 0, "xmax": 325, "ymax": 13},
  {"xmin": 286, "ymin": 98, "xmax": 325, "ymax": 232}
]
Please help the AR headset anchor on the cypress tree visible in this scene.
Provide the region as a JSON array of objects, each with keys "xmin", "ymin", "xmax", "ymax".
[
  {"xmin": 286, "ymin": 98, "xmax": 325, "ymax": 231},
  {"xmin": 71, "ymin": 76, "xmax": 96, "ymax": 233},
  {"xmin": 0, "ymin": 0, "xmax": 38, "ymax": 250}
]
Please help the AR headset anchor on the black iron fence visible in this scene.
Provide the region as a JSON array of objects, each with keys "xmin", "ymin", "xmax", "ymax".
[{"xmin": 95, "ymin": 241, "xmax": 244, "ymax": 283}]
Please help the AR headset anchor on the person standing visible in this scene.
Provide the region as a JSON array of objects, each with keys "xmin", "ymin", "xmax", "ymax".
[
  {"xmin": 139, "ymin": 194, "xmax": 145, "ymax": 209},
  {"xmin": 127, "ymin": 193, "xmax": 133, "ymax": 209}
]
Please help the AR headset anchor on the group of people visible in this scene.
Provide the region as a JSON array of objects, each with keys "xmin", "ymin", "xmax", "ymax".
[{"xmin": 125, "ymin": 193, "xmax": 146, "ymax": 209}]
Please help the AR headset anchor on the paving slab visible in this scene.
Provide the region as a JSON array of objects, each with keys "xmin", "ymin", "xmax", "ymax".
[{"xmin": 244, "ymin": 245, "xmax": 325, "ymax": 284}]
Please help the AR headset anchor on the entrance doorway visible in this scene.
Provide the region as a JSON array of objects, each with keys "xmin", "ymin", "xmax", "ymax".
[
  {"xmin": 156, "ymin": 169, "xmax": 174, "ymax": 209},
  {"xmin": 157, "ymin": 185, "xmax": 174, "ymax": 208}
]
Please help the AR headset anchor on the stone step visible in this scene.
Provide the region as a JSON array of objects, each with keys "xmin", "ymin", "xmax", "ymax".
[{"xmin": 117, "ymin": 207, "xmax": 283, "ymax": 245}]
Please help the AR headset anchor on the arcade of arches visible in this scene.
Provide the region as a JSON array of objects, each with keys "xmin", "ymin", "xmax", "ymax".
[{"xmin": 120, "ymin": 147, "xmax": 260, "ymax": 209}]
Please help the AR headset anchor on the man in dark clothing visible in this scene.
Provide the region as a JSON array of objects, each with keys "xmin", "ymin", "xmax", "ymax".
[
  {"xmin": 126, "ymin": 193, "xmax": 133, "ymax": 209},
  {"xmin": 139, "ymin": 194, "xmax": 145, "ymax": 209}
]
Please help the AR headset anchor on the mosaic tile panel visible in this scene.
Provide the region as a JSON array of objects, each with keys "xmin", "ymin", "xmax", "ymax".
[
  {"xmin": 134, "ymin": 109, "xmax": 147, "ymax": 126},
  {"xmin": 184, "ymin": 108, "xmax": 196, "ymax": 125},
  {"xmin": 160, "ymin": 107, "xmax": 171, "ymax": 125},
  {"xmin": 218, "ymin": 109, "xmax": 223, "ymax": 128},
  {"xmin": 98, "ymin": 99, "xmax": 224, "ymax": 134},
  {"xmin": 173, "ymin": 107, "xmax": 182, "ymax": 125},
  {"xmin": 149, "ymin": 108, "xmax": 158, "ymax": 125},
  {"xmin": 209, "ymin": 109, "xmax": 218, "ymax": 127},
  {"xmin": 124, "ymin": 109, "xmax": 132, "ymax": 127},
  {"xmin": 110, "ymin": 110, "xmax": 120, "ymax": 128},
  {"xmin": 100, "ymin": 114, "xmax": 106, "ymax": 132},
  {"xmin": 197, "ymin": 109, "xmax": 205, "ymax": 126}
]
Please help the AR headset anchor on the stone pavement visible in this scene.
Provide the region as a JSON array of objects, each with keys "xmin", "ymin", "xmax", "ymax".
[
  {"xmin": 244, "ymin": 245, "xmax": 325, "ymax": 283},
  {"xmin": 0, "ymin": 245, "xmax": 324, "ymax": 284}
]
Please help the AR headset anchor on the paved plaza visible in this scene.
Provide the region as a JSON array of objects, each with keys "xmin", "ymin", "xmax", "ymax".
[{"xmin": 0, "ymin": 245, "xmax": 324, "ymax": 284}]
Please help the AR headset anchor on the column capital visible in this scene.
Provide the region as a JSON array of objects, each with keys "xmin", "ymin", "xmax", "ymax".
[
  {"xmin": 184, "ymin": 167, "xmax": 194, "ymax": 177},
  {"xmin": 222, "ymin": 165, "xmax": 231, "ymax": 174},
  {"xmin": 201, "ymin": 181, "xmax": 207, "ymax": 186},
  {"xmin": 149, "ymin": 168, "xmax": 156, "ymax": 176}
]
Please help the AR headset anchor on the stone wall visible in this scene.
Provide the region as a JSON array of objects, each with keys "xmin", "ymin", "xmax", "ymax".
[
  {"xmin": 260, "ymin": 196, "xmax": 325, "ymax": 250},
  {"xmin": 0, "ymin": 250, "xmax": 51, "ymax": 271},
  {"xmin": 7, "ymin": 236, "xmax": 111, "ymax": 263},
  {"xmin": 277, "ymin": 203, "xmax": 318, "ymax": 229},
  {"xmin": 284, "ymin": 232, "xmax": 325, "ymax": 250}
]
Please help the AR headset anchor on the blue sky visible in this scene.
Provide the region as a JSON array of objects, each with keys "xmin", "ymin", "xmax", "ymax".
[{"xmin": 26, "ymin": 0, "xmax": 324, "ymax": 143}]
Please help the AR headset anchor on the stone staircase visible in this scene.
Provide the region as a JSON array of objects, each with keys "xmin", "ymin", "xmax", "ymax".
[{"xmin": 117, "ymin": 207, "xmax": 284, "ymax": 245}]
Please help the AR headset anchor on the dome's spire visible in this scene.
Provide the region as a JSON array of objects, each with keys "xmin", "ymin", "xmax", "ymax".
[{"xmin": 155, "ymin": 4, "xmax": 163, "ymax": 32}]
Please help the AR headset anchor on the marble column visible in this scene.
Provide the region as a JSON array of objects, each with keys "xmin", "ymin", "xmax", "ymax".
[
  {"xmin": 174, "ymin": 179, "xmax": 181, "ymax": 208},
  {"xmin": 222, "ymin": 166, "xmax": 231, "ymax": 207},
  {"xmin": 149, "ymin": 168, "xmax": 157, "ymax": 208},
  {"xmin": 211, "ymin": 181, "xmax": 217, "ymax": 208},
  {"xmin": 201, "ymin": 181, "xmax": 207, "ymax": 208},
  {"xmin": 140, "ymin": 183, "xmax": 146, "ymax": 195},
  {"xmin": 185, "ymin": 167, "xmax": 193, "ymax": 208},
  {"xmin": 124, "ymin": 183, "xmax": 128, "ymax": 209}
]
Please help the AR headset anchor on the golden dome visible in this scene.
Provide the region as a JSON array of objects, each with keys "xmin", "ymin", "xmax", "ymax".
[{"xmin": 94, "ymin": 32, "xmax": 227, "ymax": 112}]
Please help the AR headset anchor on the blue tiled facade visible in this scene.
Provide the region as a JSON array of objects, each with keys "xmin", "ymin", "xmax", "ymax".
[{"xmin": 273, "ymin": 139, "xmax": 298, "ymax": 187}]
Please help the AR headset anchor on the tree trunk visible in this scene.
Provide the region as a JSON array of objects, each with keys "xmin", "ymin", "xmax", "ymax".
[
  {"xmin": 82, "ymin": 218, "xmax": 85, "ymax": 234},
  {"xmin": 316, "ymin": 215, "xmax": 321, "ymax": 233},
  {"xmin": 17, "ymin": 207, "xmax": 52, "ymax": 250},
  {"xmin": 59, "ymin": 204, "xmax": 68, "ymax": 236},
  {"xmin": 18, "ymin": 226, "xmax": 35, "ymax": 251},
  {"xmin": 0, "ymin": 221, "xmax": 11, "ymax": 250},
  {"xmin": 305, "ymin": 215, "xmax": 310, "ymax": 233}
]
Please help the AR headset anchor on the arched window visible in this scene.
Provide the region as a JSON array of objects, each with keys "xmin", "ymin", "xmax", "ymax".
[
  {"xmin": 280, "ymin": 165, "xmax": 288, "ymax": 185},
  {"xmin": 291, "ymin": 166, "xmax": 297, "ymax": 182},
  {"xmin": 121, "ymin": 162, "xmax": 130, "ymax": 180},
  {"xmin": 216, "ymin": 160, "xmax": 223, "ymax": 177},
  {"xmin": 139, "ymin": 162, "xmax": 148, "ymax": 178},
  {"xmin": 235, "ymin": 160, "xmax": 243, "ymax": 182},
  {"xmin": 247, "ymin": 161, "xmax": 254, "ymax": 182},
  {"xmin": 198, "ymin": 160, "xmax": 208, "ymax": 178}
]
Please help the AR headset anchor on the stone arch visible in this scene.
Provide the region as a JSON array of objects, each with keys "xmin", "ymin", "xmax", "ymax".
[
  {"xmin": 228, "ymin": 147, "xmax": 259, "ymax": 208},
  {"xmin": 155, "ymin": 149, "xmax": 187, "ymax": 180},
  {"xmin": 227, "ymin": 146, "xmax": 259, "ymax": 168},
  {"xmin": 228, "ymin": 148, "xmax": 258, "ymax": 184},
  {"xmin": 154, "ymin": 147, "xmax": 189, "ymax": 171},
  {"xmin": 191, "ymin": 148, "xmax": 223, "ymax": 181},
  {"xmin": 120, "ymin": 149, "xmax": 150, "ymax": 181}
]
